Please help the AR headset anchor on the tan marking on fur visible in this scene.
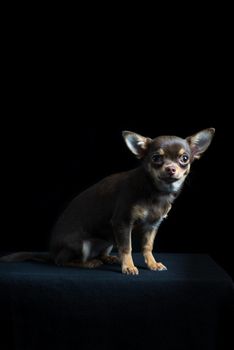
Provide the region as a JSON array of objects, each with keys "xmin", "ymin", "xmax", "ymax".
[
  {"xmin": 120, "ymin": 251, "xmax": 139, "ymax": 275},
  {"xmin": 184, "ymin": 164, "xmax": 191, "ymax": 175},
  {"xmin": 146, "ymin": 258, "xmax": 167, "ymax": 271},
  {"xmin": 158, "ymin": 148, "xmax": 165, "ymax": 155},
  {"xmin": 142, "ymin": 230, "xmax": 157, "ymax": 268},
  {"xmin": 142, "ymin": 230, "xmax": 157, "ymax": 254},
  {"xmin": 143, "ymin": 251, "xmax": 167, "ymax": 271},
  {"xmin": 144, "ymin": 252, "xmax": 158, "ymax": 269},
  {"xmin": 142, "ymin": 230, "xmax": 166, "ymax": 270},
  {"xmin": 176, "ymin": 163, "xmax": 191, "ymax": 178},
  {"xmin": 164, "ymin": 204, "xmax": 172, "ymax": 218},
  {"xmin": 179, "ymin": 148, "xmax": 186, "ymax": 156},
  {"xmin": 132, "ymin": 205, "xmax": 148, "ymax": 221}
]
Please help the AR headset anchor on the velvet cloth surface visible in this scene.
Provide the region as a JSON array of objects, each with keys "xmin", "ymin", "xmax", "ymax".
[{"xmin": 0, "ymin": 253, "xmax": 233, "ymax": 350}]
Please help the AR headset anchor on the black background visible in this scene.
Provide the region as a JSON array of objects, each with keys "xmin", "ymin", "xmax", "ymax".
[{"xmin": 2, "ymin": 15, "xmax": 233, "ymax": 279}]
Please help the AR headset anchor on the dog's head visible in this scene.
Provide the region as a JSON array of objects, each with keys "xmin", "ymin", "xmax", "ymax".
[{"xmin": 123, "ymin": 128, "xmax": 215, "ymax": 192}]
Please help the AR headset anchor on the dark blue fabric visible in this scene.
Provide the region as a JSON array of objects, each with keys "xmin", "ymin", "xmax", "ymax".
[{"xmin": 0, "ymin": 253, "xmax": 233, "ymax": 350}]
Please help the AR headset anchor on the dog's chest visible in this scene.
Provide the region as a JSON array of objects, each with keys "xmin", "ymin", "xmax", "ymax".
[{"xmin": 131, "ymin": 201, "xmax": 171, "ymax": 230}]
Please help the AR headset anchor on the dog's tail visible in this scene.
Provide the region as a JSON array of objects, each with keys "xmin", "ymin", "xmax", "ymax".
[{"xmin": 0, "ymin": 252, "xmax": 52, "ymax": 263}]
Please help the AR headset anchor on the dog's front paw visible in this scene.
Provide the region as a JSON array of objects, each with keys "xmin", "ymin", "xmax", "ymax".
[
  {"xmin": 148, "ymin": 262, "xmax": 167, "ymax": 271},
  {"xmin": 122, "ymin": 265, "xmax": 139, "ymax": 275}
]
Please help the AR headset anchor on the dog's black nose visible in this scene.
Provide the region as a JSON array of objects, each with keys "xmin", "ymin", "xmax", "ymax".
[{"xmin": 165, "ymin": 165, "xmax": 176, "ymax": 176}]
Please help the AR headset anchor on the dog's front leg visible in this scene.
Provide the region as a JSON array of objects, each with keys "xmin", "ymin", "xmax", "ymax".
[
  {"xmin": 142, "ymin": 229, "xmax": 167, "ymax": 271},
  {"xmin": 113, "ymin": 222, "xmax": 138, "ymax": 275}
]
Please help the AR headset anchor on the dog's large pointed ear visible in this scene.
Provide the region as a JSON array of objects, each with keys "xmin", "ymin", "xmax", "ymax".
[
  {"xmin": 122, "ymin": 131, "xmax": 152, "ymax": 158},
  {"xmin": 186, "ymin": 128, "xmax": 215, "ymax": 159}
]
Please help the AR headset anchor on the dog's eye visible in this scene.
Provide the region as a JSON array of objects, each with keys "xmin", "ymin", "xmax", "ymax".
[
  {"xmin": 152, "ymin": 154, "xmax": 164, "ymax": 164},
  {"xmin": 179, "ymin": 154, "xmax": 189, "ymax": 164}
]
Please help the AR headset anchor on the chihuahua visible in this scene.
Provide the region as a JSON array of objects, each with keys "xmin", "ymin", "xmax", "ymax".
[{"xmin": 0, "ymin": 128, "xmax": 215, "ymax": 275}]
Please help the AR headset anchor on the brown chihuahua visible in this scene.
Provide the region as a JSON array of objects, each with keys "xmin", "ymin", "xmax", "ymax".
[{"xmin": 0, "ymin": 128, "xmax": 215, "ymax": 275}]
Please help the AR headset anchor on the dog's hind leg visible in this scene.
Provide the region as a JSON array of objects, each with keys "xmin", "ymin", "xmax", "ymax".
[
  {"xmin": 54, "ymin": 240, "xmax": 104, "ymax": 269},
  {"xmin": 54, "ymin": 239, "xmax": 119, "ymax": 269},
  {"xmin": 54, "ymin": 248, "xmax": 78, "ymax": 266},
  {"xmin": 99, "ymin": 244, "xmax": 119, "ymax": 264},
  {"xmin": 85, "ymin": 239, "xmax": 119, "ymax": 264}
]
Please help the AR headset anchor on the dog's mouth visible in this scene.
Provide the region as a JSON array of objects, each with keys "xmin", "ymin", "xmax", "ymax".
[{"xmin": 158, "ymin": 176, "xmax": 180, "ymax": 184}]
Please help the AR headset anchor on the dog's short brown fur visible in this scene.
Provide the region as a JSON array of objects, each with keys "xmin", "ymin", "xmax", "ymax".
[{"xmin": 0, "ymin": 128, "xmax": 215, "ymax": 275}]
